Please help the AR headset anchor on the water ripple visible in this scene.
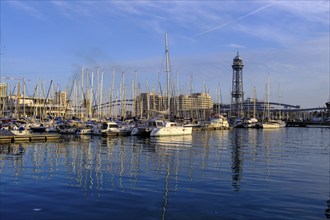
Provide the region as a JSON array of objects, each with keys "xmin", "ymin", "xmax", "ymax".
[{"xmin": 0, "ymin": 128, "xmax": 329, "ymax": 219}]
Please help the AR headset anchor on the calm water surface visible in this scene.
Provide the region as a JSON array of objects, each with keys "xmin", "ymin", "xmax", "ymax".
[{"xmin": 0, "ymin": 128, "xmax": 329, "ymax": 220}]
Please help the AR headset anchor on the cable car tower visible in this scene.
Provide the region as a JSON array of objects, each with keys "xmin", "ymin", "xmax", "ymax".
[{"xmin": 231, "ymin": 52, "xmax": 244, "ymax": 118}]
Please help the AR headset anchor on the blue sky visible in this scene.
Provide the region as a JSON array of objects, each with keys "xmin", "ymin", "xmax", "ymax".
[{"xmin": 0, "ymin": 0, "xmax": 329, "ymax": 108}]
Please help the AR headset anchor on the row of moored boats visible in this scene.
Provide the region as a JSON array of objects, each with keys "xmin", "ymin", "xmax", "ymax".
[
  {"xmin": 232, "ymin": 117, "xmax": 286, "ymax": 129},
  {"xmin": 0, "ymin": 115, "xmax": 287, "ymax": 137}
]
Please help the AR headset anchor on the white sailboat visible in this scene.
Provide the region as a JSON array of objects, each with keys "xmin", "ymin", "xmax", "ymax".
[
  {"xmin": 263, "ymin": 119, "xmax": 286, "ymax": 129},
  {"xmin": 243, "ymin": 87, "xmax": 262, "ymax": 128},
  {"xmin": 262, "ymin": 76, "xmax": 286, "ymax": 129},
  {"xmin": 148, "ymin": 33, "xmax": 193, "ymax": 137}
]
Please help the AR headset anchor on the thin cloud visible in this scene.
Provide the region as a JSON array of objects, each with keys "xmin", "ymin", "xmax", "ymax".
[
  {"xmin": 195, "ymin": 3, "xmax": 274, "ymax": 37},
  {"xmin": 51, "ymin": 1, "xmax": 95, "ymax": 18},
  {"xmin": 234, "ymin": 24, "xmax": 296, "ymax": 46},
  {"xmin": 272, "ymin": 1, "xmax": 330, "ymax": 25},
  {"xmin": 7, "ymin": 1, "xmax": 45, "ymax": 20},
  {"xmin": 228, "ymin": 43, "xmax": 245, "ymax": 49}
]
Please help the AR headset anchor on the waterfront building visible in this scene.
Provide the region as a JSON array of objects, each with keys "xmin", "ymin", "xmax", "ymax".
[
  {"xmin": 55, "ymin": 91, "xmax": 67, "ymax": 107},
  {"xmin": 0, "ymin": 83, "xmax": 8, "ymax": 116},
  {"xmin": 134, "ymin": 92, "xmax": 165, "ymax": 119},
  {"xmin": 172, "ymin": 93, "xmax": 213, "ymax": 120},
  {"xmin": 134, "ymin": 92, "xmax": 213, "ymax": 120},
  {"xmin": 0, "ymin": 91, "xmax": 69, "ymax": 119},
  {"xmin": 0, "ymin": 83, "xmax": 7, "ymax": 98}
]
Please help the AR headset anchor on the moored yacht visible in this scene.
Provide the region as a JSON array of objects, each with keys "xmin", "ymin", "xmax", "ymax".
[
  {"xmin": 131, "ymin": 118, "xmax": 164, "ymax": 137},
  {"xmin": 232, "ymin": 118, "xmax": 244, "ymax": 128},
  {"xmin": 262, "ymin": 119, "xmax": 286, "ymax": 129},
  {"xmin": 206, "ymin": 116, "xmax": 230, "ymax": 130},
  {"xmin": 0, "ymin": 120, "xmax": 30, "ymax": 136},
  {"xmin": 92, "ymin": 121, "xmax": 120, "ymax": 136},
  {"xmin": 76, "ymin": 124, "xmax": 93, "ymax": 135},
  {"xmin": 243, "ymin": 118, "xmax": 263, "ymax": 128},
  {"xmin": 150, "ymin": 121, "xmax": 192, "ymax": 137}
]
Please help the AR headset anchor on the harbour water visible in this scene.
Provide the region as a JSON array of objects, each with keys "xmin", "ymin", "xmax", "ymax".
[{"xmin": 0, "ymin": 128, "xmax": 329, "ymax": 219}]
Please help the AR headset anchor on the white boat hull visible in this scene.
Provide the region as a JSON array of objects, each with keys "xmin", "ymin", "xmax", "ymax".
[
  {"xmin": 150, "ymin": 126, "xmax": 192, "ymax": 137},
  {"xmin": 0, "ymin": 129, "xmax": 30, "ymax": 136},
  {"xmin": 262, "ymin": 120, "xmax": 286, "ymax": 129},
  {"xmin": 76, "ymin": 128, "xmax": 92, "ymax": 135}
]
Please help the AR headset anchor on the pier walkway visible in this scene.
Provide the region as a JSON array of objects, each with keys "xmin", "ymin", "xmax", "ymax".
[
  {"xmin": 0, "ymin": 134, "xmax": 60, "ymax": 144},
  {"xmin": 286, "ymin": 121, "xmax": 330, "ymax": 128}
]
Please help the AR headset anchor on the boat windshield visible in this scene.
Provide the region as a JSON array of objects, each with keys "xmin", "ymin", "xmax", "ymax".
[{"xmin": 156, "ymin": 121, "xmax": 164, "ymax": 127}]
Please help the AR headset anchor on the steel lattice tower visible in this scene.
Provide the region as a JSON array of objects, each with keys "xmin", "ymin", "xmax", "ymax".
[{"xmin": 231, "ymin": 52, "xmax": 244, "ymax": 117}]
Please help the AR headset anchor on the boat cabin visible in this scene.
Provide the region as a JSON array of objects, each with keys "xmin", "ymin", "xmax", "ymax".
[{"xmin": 101, "ymin": 122, "xmax": 119, "ymax": 130}]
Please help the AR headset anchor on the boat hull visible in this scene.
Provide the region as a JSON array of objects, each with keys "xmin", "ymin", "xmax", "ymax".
[
  {"xmin": 131, "ymin": 127, "xmax": 152, "ymax": 137},
  {"xmin": 0, "ymin": 129, "xmax": 30, "ymax": 136},
  {"xmin": 150, "ymin": 126, "xmax": 192, "ymax": 137}
]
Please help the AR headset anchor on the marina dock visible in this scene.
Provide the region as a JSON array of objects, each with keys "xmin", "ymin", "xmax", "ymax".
[
  {"xmin": 0, "ymin": 134, "xmax": 60, "ymax": 144},
  {"xmin": 286, "ymin": 121, "xmax": 330, "ymax": 128},
  {"xmin": 192, "ymin": 127, "xmax": 230, "ymax": 131}
]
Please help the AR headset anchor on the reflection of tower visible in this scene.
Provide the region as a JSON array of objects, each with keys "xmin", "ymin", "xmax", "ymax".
[
  {"xmin": 231, "ymin": 52, "xmax": 244, "ymax": 117},
  {"xmin": 231, "ymin": 130, "xmax": 243, "ymax": 191},
  {"xmin": 326, "ymin": 198, "xmax": 330, "ymax": 218}
]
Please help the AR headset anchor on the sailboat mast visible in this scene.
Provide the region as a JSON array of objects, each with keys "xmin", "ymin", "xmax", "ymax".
[
  {"xmin": 120, "ymin": 72, "xmax": 125, "ymax": 119},
  {"xmin": 265, "ymin": 75, "xmax": 270, "ymax": 121},
  {"xmin": 165, "ymin": 33, "xmax": 170, "ymax": 116},
  {"xmin": 90, "ymin": 70, "xmax": 94, "ymax": 118},
  {"xmin": 278, "ymin": 84, "xmax": 282, "ymax": 120},
  {"xmin": 132, "ymin": 79, "xmax": 135, "ymax": 118},
  {"xmin": 190, "ymin": 76, "xmax": 193, "ymax": 118},
  {"xmin": 81, "ymin": 67, "xmax": 84, "ymax": 119},
  {"xmin": 253, "ymin": 86, "xmax": 257, "ymax": 119},
  {"xmin": 110, "ymin": 68, "xmax": 115, "ymax": 119},
  {"xmin": 23, "ymin": 79, "xmax": 25, "ymax": 118},
  {"xmin": 217, "ymin": 83, "xmax": 223, "ymax": 115},
  {"xmin": 146, "ymin": 81, "xmax": 150, "ymax": 119},
  {"xmin": 100, "ymin": 71, "xmax": 104, "ymax": 119},
  {"xmin": 17, "ymin": 82, "xmax": 20, "ymax": 118}
]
